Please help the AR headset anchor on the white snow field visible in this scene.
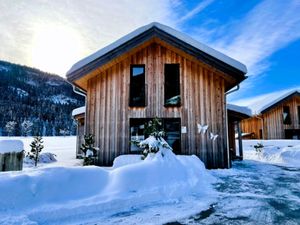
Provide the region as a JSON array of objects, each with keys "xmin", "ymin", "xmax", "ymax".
[
  {"xmin": 241, "ymin": 139, "xmax": 300, "ymax": 167},
  {"xmin": 0, "ymin": 136, "xmax": 216, "ymax": 225},
  {"xmin": 0, "ymin": 136, "xmax": 82, "ymax": 168}
]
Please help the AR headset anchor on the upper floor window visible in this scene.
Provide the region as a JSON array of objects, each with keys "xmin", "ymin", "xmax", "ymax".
[
  {"xmin": 283, "ymin": 106, "xmax": 292, "ymax": 125},
  {"xmin": 164, "ymin": 64, "xmax": 181, "ymax": 106},
  {"xmin": 129, "ymin": 65, "xmax": 145, "ymax": 107},
  {"xmin": 298, "ymin": 106, "xmax": 300, "ymax": 124}
]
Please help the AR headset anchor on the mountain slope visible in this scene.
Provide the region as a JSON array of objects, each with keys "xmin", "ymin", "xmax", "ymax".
[{"xmin": 0, "ymin": 60, "xmax": 85, "ymax": 136}]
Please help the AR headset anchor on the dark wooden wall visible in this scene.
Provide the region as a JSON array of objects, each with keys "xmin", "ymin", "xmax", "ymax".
[{"xmin": 85, "ymin": 41, "xmax": 230, "ymax": 168}]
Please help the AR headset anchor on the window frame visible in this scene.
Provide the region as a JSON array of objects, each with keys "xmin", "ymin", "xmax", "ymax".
[
  {"xmin": 129, "ymin": 118, "xmax": 181, "ymax": 153},
  {"xmin": 164, "ymin": 63, "xmax": 181, "ymax": 107},
  {"xmin": 298, "ymin": 106, "xmax": 300, "ymax": 125},
  {"xmin": 283, "ymin": 106, "xmax": 292, "ymax": 125},
  {"xmin": 129, "ymin": 64, "xmax": 146, "ymax": 107}
]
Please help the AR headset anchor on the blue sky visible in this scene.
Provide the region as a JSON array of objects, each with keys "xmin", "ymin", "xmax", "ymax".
[{"xmin": 0, "ymin": 0, "xmax": 299, "ymax": 101}]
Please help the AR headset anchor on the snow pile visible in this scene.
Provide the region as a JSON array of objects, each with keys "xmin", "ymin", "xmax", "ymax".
[
  {"xmin": 112, "ymin": 154, "xmax": 142, "ymax": 168},
  {"xmin": 0, "ymin": 149, "xmax": 215, "ymax": 223},
  {"xmin": 242, "ymin": 140, "xmax": 300, "ymax": 167},
  {"xmin": 0, "ymin": 140, "xmax": 23, "ymax": 153},
  {"xmin": 24, "ymin": 152, "xmax": 57, "ymax": 165}
]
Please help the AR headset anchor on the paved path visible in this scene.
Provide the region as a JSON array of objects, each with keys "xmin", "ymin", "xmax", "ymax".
[{"xmin": 178, "ymin": 161, "xmax": 300, "ymax": 225}]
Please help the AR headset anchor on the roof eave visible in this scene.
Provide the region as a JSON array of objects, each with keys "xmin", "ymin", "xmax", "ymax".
[{"xmin": 67, "ymin": 26, "xmax": 246, "ymax": 85}]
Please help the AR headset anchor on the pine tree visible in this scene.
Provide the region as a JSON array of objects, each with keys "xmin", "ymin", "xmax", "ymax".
[
  {"xmin": 21, "ymin": 120, "xmax": 33, "ymax": 136},
  {"xmin": 5, "ymin": 121, "xmax": 17, "ymax": 136},
  {"xmin": 133, "ymin": 118, "xmax": 170, "ymax": 159},
  {"xmin": 144, "ymin": 117, "xmax": 165, "ymax": 139},
  {"xmin": 80, "ymin": 134, "xmax": 98, "ymax": 166},
  {"xmin": 27, "ymin": 136, "xmax": 44, "ymax": 166}
]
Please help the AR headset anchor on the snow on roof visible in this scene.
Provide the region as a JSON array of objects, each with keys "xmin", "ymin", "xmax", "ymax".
[
  {"xmin": 67, "ymin": 22, "xmax": 247, "ymax": 76},
  {"xmin": 232, "ymin": 87, "xmax": 300, "ymax": 115},
  {"xmin": 72, "ymin": 106, "xmax": 85, "ymax": 117},
  {"xmin": 0, "ymin": 140, "xmax": 23, "ymax": 153},
  {"xmin": 227, "ymin": 104, "xmax": 252, "ymax": 117}
]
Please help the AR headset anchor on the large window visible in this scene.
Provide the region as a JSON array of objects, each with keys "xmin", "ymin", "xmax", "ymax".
[
  {"xmin": 298, "ymin": 106, "xmax": 300, "ymax": 124},
  {"xmin": 164, "ymin": 64, "xmax": 181, "ymax": 106},
  {"xmin": 283, "ymin": 106, "xmax": 292, "ymax": 125},
  {"xmin": 130, "ymin": 118, "xmax": 181, "ymax": 154},
  {"xmin": 130, "ymin": 65, "xmax": 145, "ymax": 107}
]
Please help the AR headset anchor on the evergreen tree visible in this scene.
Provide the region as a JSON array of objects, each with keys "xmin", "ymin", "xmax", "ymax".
[
  {"xmin": 27, "ymin": 136, "xmax": 44, "ymax": 166},
  {"xmin": 80, "ymin": 134, "xmax": 98, "ymax": 166},
  {"xmin": 5, "ymin": 121, "xmax": 17, "ymax": 136},
  {"xmin": 21, "ymin": 120, "xmax": 33, "ymax": 136}
]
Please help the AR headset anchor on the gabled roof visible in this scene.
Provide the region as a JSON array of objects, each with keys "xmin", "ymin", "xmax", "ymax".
[
  {"xmin": 67, "ymin": 22, "xmax": 247, "ymax": 83},
  {"xmin": 232, "ymin": 88, "xmax": 300, "ymax": 115}
]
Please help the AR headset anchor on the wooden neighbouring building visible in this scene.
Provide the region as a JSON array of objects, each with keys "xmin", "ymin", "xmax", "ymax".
[
  {"xmin": 227, "ymin": 104, "xmax": 251, "ymax": 160},
  {"xmin": 72, "ymin": 106, "xmax": 85, "ymax": 157},
  {"xmin": 67, "ymin": 22, "xmax": 247, "ymax": 169},
  {"xmin": 240, "ymin": 90, "xmax": 300, "ymax": 139}
]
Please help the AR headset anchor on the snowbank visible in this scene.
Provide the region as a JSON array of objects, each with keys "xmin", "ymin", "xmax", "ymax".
[
  {"xmin": 0, "ymin": 140, "xmax": 23, "ymax": 153},
  {"xmin": 242, "ymin": 140, "xmax": 300, "ymax": 167},
  {"xmin": 24, "ymin": 152, "xmax": 57, "ymax": 165},
  {"xmin": 0, "ymin": 150, "xmax": 215, "ymax": 223},
  {"xmin": 112, "ymin": 154, "xmax": 142, "ymax": 168}
]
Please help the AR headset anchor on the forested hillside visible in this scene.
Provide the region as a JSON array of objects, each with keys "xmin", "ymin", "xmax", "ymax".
[{"xmin": 0, "ymin": 60, "xmax": 85, "ymax": 136}]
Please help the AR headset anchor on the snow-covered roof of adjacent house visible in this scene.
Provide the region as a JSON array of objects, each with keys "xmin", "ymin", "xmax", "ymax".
[
  {"xmin": 232, "ymin": 87, "xmax": 300, "ymax": 115},
  {"xmin": 227, "ymin": 104, "xmax": 252, "ymax": 117},
  {"xmin": 0, "ymin": 140, "xmax": 23, "ymax": 153},
  {"xmin": 72, "ymin": 106, "xmax": 85, "ymax": 117},
  {"xmin": 67, "ymin": 22, "xmax": 247, "ymax": 83}
]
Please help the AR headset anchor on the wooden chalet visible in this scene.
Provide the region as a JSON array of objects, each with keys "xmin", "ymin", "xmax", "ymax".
[
  {"xmin": 240, "ymin": 89, "xmax": 300, "ymax": 139},
  {"xmin": 67, "ymin": 22, "xmax": 247, "ymax": 169}
]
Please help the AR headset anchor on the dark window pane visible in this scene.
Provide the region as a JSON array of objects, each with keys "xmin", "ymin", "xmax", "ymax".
[
  {"xmin": 283, "ymin": 106, "xmax": 291, "ymax": 125},
  {"xmin": 130, "ymin": 118, "xmax": 145, "ymax": 151},
  {"xmin": 130, "ymin": 65, "xmax": 145, "ymax": 107},
  {"xmin": 164, "ymin": 64, "xmax": 181, "ymax": 106},
  {"xmin": 164, "ymin": 118, "xmax": 181, "ymax": 154},
  {"xmin": 298, "ymin": 106, "xmax": 300, "ymax": 124}
]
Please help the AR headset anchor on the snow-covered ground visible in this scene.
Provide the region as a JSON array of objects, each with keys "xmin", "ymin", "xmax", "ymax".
[
  {"xmin": 0, "ymin": 136, "xmax": 82, "ymax": 168},
  {"xmin": 0, "ymin": 137, "xmax": 299, "ymax": 224},
  {"xmin": 0, "ymin": 136, "xmax": 216, "ymax": 225},
  {"xmin": 241, "ymin": 139, "xmax": 300, "ymax": 167}
]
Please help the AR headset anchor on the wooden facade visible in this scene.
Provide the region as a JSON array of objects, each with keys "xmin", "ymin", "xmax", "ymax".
[
  {"xmin": 241, "ymin": 93, "xmax": 300, "ymax": 139},
  {"xmin": 67, "ymin": 23, "xmax": 246, "ymax": 169}
]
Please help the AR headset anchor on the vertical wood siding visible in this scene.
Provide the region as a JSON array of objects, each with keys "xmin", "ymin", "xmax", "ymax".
[
  {"xmin": 86, "ymin": 42, "xmax": 228, "ymax": 168},
  {"xmin": 241, "ymin": 96, "xmax": 300, "ymax": 139}
]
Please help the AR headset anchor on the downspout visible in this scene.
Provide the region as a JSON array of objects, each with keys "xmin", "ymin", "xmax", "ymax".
[
  {"xmin": 255, "ymin": 115, "xmax": 264, "ymax": 139},
  {"xmin": 72, "ymin": 85, "xmax": 87, "ymax": 133},
  {"xmin": 225, "ymin": 84, "xmax": 240, "ymax": 168}
]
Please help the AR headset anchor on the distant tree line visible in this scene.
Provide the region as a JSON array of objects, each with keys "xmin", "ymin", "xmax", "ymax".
[{"xmin": 0, "ymin": 60, "xmax": 85, "ymax": 136}]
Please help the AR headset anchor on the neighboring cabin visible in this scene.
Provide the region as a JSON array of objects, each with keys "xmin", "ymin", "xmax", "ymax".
[
  {"xmin": 240, "ymin": 89, "xmax": 300, "ymax": 139},
  {"xmin": 67, "ymin": 22, "xmax": 247, "ymax": 169}
]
